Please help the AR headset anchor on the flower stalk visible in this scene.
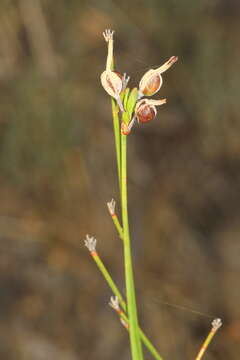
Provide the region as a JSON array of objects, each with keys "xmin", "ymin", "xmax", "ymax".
[
  {"xmin": 111, "ymin": 99, "xmax": 122, "ymax": 190},
  {"xmin": 121, "ymin": 132, "xmax": 144, "ymax": 360},
  {"xmin": 107, "ymin": 199, "xmax": 124, "ymax": 239},
  {"xmin": 84, "ymin": 235, "xmax": 163, "ymax": 360},
  {"xmin": 84, "ymin": 235, "xmax": 126, "ymax": 309},
  {"xmin": 109, "ymin": 296, "xmax": 163, "ymax": 360},
  {"xmin": 195, "ymin": 318, "xmax": 222, "ymax": 360}
]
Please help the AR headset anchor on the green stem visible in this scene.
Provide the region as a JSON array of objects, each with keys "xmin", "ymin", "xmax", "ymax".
[
  {"xmin": 120, "ymin": 311, "xmax": 163, "ymax": 360},
  {"xmin": 89, "ymin": 250, "xmax": 163, "ymax": 360},
  {"xmin": 111, "ymin": 99, "xmax": 121, "ymax": 191},
  {"xmin": 91, "ymin": 252, "xmax": 126, "ymax": 310},
  {"xmin": 139, "ymin": 328, "xmax": 163, "ymax": 360},
  {"xmin": 107, "ymin": 207, "xmax": 163, "ymax": 360},
  {"xmin": 121, "ymin": 133, "xmax": 144, "ymax": 360},
  {"xmin": 111, "ymin": 214, "xmax": 124, "ymax": 239},
  {"xmin": 195, "ymin": 319, "xmax": 222, "ymax": 360}
]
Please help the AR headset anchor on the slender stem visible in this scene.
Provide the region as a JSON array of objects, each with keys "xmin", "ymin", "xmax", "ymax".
[
  {"xmin": 121, "ymin": 133, "xmax": 144, "ymax": 360},
  {"xmin": 111, "ymin": 214, "xmax": 124, "ymax": 239},
  {"xmin": 107, "ymin": 199, "xmax": 124, "ymax": 239},
  {"xmin": 139, "ymin": 328, "xmax": 163, "ymax": 360},
  {"xmin": 90, "ymin": 251, "xmax": 126, "ymax": 310},
  {"xmin": 195, "ymin": 319, "xmax": 222, "ymax": 360},
  {"xmin": 107, "ymin": 200, "xmax": 162, "ymax": 359},
  {"xmin": 112, "ymin": 99, "xmax": 121, "ymax": 191},
  {"xmin": 85, "ymin": 244, "xmax": 164, "ymax": 360},
  {"xmin": 112, "ymin": 304, "xmax": 163, "ymax": 360}
]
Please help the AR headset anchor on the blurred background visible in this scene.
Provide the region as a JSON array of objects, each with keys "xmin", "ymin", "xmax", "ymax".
[{"xmin": 0, "ymin": 0, "xmax": 240, "ymax": 359}]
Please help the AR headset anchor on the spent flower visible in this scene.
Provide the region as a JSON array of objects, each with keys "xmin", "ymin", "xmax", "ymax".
[
  {"xmin": 84, "ymin": 234, "xmax": 97, "ymax": 252},
  {"xmin": 135, "ymin": 98, "xmax": 166, "ymax": 123},
  {"xmin": 100, "ymin": 29, "xmax": 177, "ymax": 128},
  {"xmin": 100, "ymin": 29, "xmax": 124, "ymax": 111},
  {"xmin": 139, "ymin": 56, "xmax": 178, "ymax": 97}
]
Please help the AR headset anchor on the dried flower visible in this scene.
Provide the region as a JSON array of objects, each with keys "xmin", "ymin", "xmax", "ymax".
[
  {"xmin": 107, "ymin": 198, "xmax": 116, "ymax": 216},
  {"xmin": 135, "ymin": 98, "xmax": 166, "ymax": 123},
  {"xmin": 100, "ymin": 29, "xmax": 124, "ymax": 111},
  {"xmin": 109, "ymin": 296, "xmax": 120, "ymax": 312},
  {"xmin": 139, "ymin": 56, "xmax": 178, "ymax": 97},
  {"xmin": 212, "ymin": 318, "xmax": 222, "ymax": 330},
  {"xmin": 84, "ymin": 234, "xmax": 97, "ymax": 252},
  {"xmin": 101, "ymin": 70, "xmax": 124, "ymax": 110}
]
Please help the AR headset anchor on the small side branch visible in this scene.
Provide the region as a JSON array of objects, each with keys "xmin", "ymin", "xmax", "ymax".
[
  {"xmin": 84, "ymin": 234, "xmax": 126, "ymax": 310},
  {"xmin": 84, "ymin": 235, "xmax": 163, "ymax": 360},
  {"xmin": 107, "ymin": 199, "xmax": 124, "ymax": 240},
  {"xmin": 109, "ymin": 296, "xmax": 163, "ymax": 360},
  {"xmin": 195, "ymin": 318, "xmax": 222, "ymax": 360}
]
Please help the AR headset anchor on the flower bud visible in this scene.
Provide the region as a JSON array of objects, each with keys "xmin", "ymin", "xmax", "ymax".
[
  {"xmin": 121, "ymin": 122, "xmax": 131, "ymax": 135},
  {"xmin": 139, "ymin": 56, "xmax": 178, "ymax": 97},
  {"xmin": 100, "ymin": 70, "xmax": 124, "ymax": 111},
  {"xmin": 135, "ymin": 98, "xmax": 166, "ymax": 123}
]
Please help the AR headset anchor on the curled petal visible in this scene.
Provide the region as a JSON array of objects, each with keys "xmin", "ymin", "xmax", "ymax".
[
  {"xmin": 143, "ymin": 98, "xmax": 167, "ymax": 106},
  {"xmin": 155, "ymin": 56, "xmax": 178, "ymax": 75}
]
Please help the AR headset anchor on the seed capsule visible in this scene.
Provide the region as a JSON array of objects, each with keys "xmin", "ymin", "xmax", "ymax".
[
  {"xmin": 100, "ymin": 70, "xmax": 124, "ymax": 111},
  {"xmin": 135, "ymin": 98, "xmax": 167, "ymax": 123},
  {"xmin": 139, "ymin": 70, "xmax": 162, "ymax": 97},
  {"xmin": 101, "ymin": 70, "xmax": 122, "ymax": 98},
  {"xmin": 135, "ymin": 101, "xmax": 156, "ymax": 123},
  {"xmin": 139, "ymin": 56, "xmax": 178, "ymax": 97}
]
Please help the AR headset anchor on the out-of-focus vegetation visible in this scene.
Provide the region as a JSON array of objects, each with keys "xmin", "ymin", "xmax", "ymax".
[{"xmin": 0, "ymin": 0, "xmax": 240, "ymax": 359}]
